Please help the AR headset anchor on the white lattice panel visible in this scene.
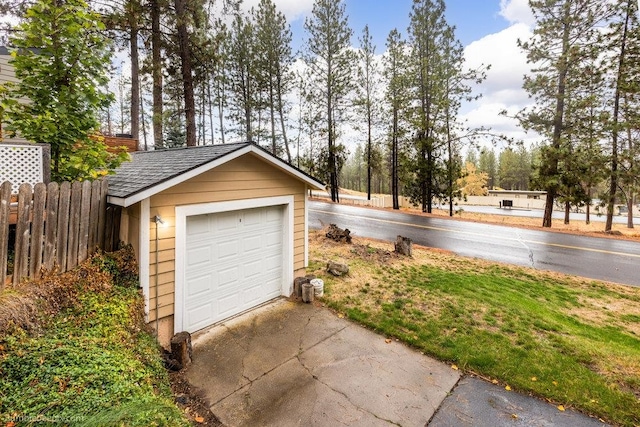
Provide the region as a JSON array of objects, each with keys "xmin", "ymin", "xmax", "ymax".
[{"xmin": 0, "ymin": 144, "xmax": 44, "ymax": 193}]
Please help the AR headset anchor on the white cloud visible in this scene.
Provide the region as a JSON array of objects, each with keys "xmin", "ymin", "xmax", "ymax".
[
  {"xmin": 499, "ymin": 0, "xmax": 535, "ymax": 26},
  {"xmin": 461, "ymin": 21, "xmax": 539, "ymax": 148},
  {"xmin": 240, "ymin": 0, "xmax": 314, "ymax": 21}
]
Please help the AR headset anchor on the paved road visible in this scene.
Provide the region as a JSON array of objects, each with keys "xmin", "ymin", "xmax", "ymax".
[{"xmin": 309, "ymin": 201, "xmax": 640, "ymax": 287}]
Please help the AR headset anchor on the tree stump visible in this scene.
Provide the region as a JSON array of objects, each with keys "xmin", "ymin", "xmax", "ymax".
[
  {"xmin": 302, "ymin": 283, "xmax": 314, "ymax": 303},
  {"xmin": 394, "ymin": 235, "xmax": 413, "ymax": 257},
  {"xmin": 327, "ymin": 261, "xmax": 349, "ymax": 276},
  {"xmin": 170, "ymin": 331, "xmax": 192, "ymax": 369},
  {"xmin": 326, "ymin": 224, "xmax": 352, "ymax": 243},
  {"xmin": 294, "ymin": 276, "xmax": 310, "ymax": 298}
]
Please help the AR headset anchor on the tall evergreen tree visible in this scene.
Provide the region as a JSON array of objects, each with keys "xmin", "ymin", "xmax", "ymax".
[
  {"xmin": 227, "ymin": 12, "xmax": 257, "ymax": 142},
  {"xmin": 517, "ymin": 0, "xmax": 606, "ymax": 227},
  {"xmin": 406, "ymin": 0, "xmax": 449, "ymax": 213},
  {"xmin": 605, "ymin": 0, "xmax": 640, "ymax": 230},
  {"xmin": 254, "ymin": 0, "xmax": 294, "ymax": 161},
  {"xmin": 304, "ymin": 0, "xmax": 354, "ymax": 202},
  {"xmin": 383, "ymin": 28, "xmax": 409, "ymax": 210},
  {"xmin": 354, "ymin": 25, "xmax": 379, "ymax": 200}
]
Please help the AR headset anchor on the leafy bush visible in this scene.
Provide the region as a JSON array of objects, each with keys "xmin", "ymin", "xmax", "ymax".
[{"xmin": 0, "ymin": 247, "xmax": 189, "ymax": 426}]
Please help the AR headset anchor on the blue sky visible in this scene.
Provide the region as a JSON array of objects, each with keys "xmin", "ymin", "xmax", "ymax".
[{"xmin": 284, "ymin": 0, "xmax": 514, "ymax": 52}]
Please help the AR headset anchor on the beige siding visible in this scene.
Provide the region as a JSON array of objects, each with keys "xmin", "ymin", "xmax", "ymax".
[{"xmin": 147, "ymin": 153, "xmax": 306, "ymax": 322}]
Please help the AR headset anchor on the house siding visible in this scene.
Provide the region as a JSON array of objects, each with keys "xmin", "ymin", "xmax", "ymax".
[
  {"xmin": 0, "ymin": 54, "xmax": 28, "ymax": 144},
  {"xmin": 145, "ymin": 153, "xmax": 306, "ymax": 325}
]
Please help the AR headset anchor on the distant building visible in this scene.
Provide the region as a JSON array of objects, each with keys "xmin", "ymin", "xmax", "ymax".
[{"xmin": 488, "ymin": 190, "xmax": 547, "ymax": 200}]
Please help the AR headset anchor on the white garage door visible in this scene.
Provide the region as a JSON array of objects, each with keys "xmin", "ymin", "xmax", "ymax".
[{"xmin": 183, "ymin": 205, "xmax": 284, "ymax": 332}]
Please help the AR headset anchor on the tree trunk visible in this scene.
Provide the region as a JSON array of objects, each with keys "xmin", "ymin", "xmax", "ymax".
[
  {"xmin": 269, "ymin": 81, "xmax": 277, "ymax": 156},
  {"xmin": 276, "ymin": 73, "xmax": 292, "ymax": 163},
  {"xmin": 392, "ymin": 108, "xmax": 399, "ymax": 210},
  {"xmin": 174, "ymin": 0, "xmax": 197, "ymax": 147},
  {"xmin": 543, "ymin": 2, "xmax": 571, "ymax": 228},
  {"xmin": 367, "ymin": 104, "xmax": 372, "ymax": 201},
  {"xmin": 564, "ymin": 200, "xmax": 570, "ymax": 224},
  {"xmin": 606, "ymin": 0, "xmax": 631, "ymax": 232},
  {"xmin": 151, "ymin": 0, "xmax": 163, "ymax": 149},
  {"xmin": 129, "ymin": 11, "xmax": 140, "ymax": 144}
]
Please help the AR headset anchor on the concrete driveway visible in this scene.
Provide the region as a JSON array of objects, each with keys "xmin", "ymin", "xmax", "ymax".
[
  {"xmin": 185, "ymin": 299, "xmax": 460, "ymax": 426},
  {"xmin": 185, "ymin": 299, "xmax": 609, "ymax": 427}
]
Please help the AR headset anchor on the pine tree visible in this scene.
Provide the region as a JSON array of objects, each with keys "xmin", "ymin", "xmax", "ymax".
[
  {"xmin": 227, "ymin": 12, "xmax": 257, "ymax": 142},
  {"xmin": 383, "ymin": 29, "xmax": 409, "ymax": 210},
  {"xmin": 354, "ymin": 25, "xmax": 379, "ymax": 200},
  {"xmin": 605, "ymin": 0, "xmax": 640, "ymax": 230},
  {"xmin": 254, "ymin": 0, "xmax": 294, "ymax": 161},
  {"xmin": 406, "ymin": 0, "xmax": 449, "ymax": 213},
  {"xmin": 304, "ymin": 0, "xmax": 354, "ymax": 202},
  {"xmin": 517, "ymin": 0, "xmax": 607, "ymax": 227}
]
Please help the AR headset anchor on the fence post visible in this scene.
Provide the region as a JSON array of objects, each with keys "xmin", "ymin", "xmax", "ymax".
[
  {"xmin": 14, "ymin": 183, "xmax": 32, "ymax": 285},
  {"xmin": 29, "ymin": 183, "xmax": 47, "ymax": 279},
  {"xmin": 77, "ymin": 180, "xmax": 92, "ymax": 264},
  {"xmin": 56, "ymin": 182, "xmax": 71, "ymax": 271},
  {"xmin": 43, "ymin": 182, "xmax": 59, "ymax": 272}
]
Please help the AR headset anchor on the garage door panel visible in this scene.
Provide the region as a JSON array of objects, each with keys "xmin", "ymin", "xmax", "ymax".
[
  {"xmin": 216, "ymin": 239, "xmax": 239, "ymax": 261},
  {"xmin": 243, "ymin": 259, "xmax": 263, "ymax": 280},
  {"xmin": 215, "ymin": 211, "xmax": 239, "ymax": 232},
  {"xmin": 243, "ymin": 209, "xmax": 263, "ymax": 226},
  {"xmin": 184, "ymin": 205, "xmax": 285, "ymax": 333},
  {"xmin": 186, "ymin": 244, "xmax": 212, "ymax": 268},
  {"xmin": 187, "ymin": 215, "xmax": 210, "ymax": 236},
  {"xmin": 218, "ymin": 293, "xmax": 241, "ymax": 317},
  {"xmin": 218, "ymin": 266, "xmax": 240, "ymax": 287},
  {"xmin": 187, "ymin": 302, "xmax": 214, "ymax": 331},
  {"xmin": 265, "ymin": 231, "xmax": 282, "ymax": 248},
  {"xmin": 243, "ymin": 283, "xmax": 264, "ymax": 304},
  {"xmin": 186, "ymin": 273, "xmax": 213, "ymax": 297}
]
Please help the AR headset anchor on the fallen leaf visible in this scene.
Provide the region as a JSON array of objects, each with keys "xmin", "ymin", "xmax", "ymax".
[
  {"xmin": 531, "ymin": 377, "xmax": 537, "ymax": 382},
  {"xmin": 491, "ymin": 379, "xmax": 499, "ymax": 384},
  {"xmin": 511, "ymin": 414, "xmax": 518, "ymax": 419},
  {"xmin": 338, "ymin": 314, "xmax": 344, "ymax": 319},
  {"xmin": 385, "ymin": 338, "xmax": 392, "ymax": 343},
  {"xmin": 194, "ymin": 415, "xmax": 205, "ymax": 423},
  {"xmin": 6, "ymin": 422, "xmax": 16, "ymax": 427},
  {"xmin": 413, "ymin": 335, "xmax": 418, "ymax": 340},
  {"xmin": 505, "ymin": 385, "xmax": 511, "ymax": 391},
  {"xmin": 451, "ymin": 364, "xmax": 459, "ymax": 371},
  {"xmin": 557, "ymin": 405, "xmax": 565, "ymax": 412},
  {"xmin": 552, "ymin": 381, "xmax": 558, "ymax": 386}
]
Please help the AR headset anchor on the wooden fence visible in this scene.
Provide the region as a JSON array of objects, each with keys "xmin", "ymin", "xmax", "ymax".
[{"xmin": 0, "ymin": 179, "xmax": 122, "ymax": 289}]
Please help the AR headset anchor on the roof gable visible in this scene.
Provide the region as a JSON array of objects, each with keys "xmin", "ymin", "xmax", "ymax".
[{"xmin": 107, "ymin": 142, "xmax": 325, "ymax": 207}]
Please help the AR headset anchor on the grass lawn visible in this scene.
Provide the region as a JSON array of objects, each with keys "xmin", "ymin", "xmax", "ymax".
[
  {"xmin": 0, "ymin": 248, "xmax": 189, "ymax": 426},
  {"xmin": 308, "ymin": 231, "xmax": 640, "ymax": 427}
]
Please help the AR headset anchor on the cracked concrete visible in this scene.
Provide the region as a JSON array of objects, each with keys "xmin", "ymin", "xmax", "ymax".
[{"xmin": 185, "ymin": 299, "xmax": 459, "ymax": 426}]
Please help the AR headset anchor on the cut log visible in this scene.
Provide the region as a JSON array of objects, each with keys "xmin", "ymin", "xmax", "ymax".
[
  {"xmin": 170, "ymin": 331, "xmax": 192, "ymax": 369},
  {"xmin": 326, "ymin": 223, "xmax": 352, "ymax": 243},
  {"xmin": 394, "ymin": 235, "xmax": 413, "ymax": 257},
  {"xmin": 293, "ymin": 276, "xmax": 310, "ymax": 298},
  {"xmin": 302, "ymin": 283, "xmax": 314, "ymax": 303}
]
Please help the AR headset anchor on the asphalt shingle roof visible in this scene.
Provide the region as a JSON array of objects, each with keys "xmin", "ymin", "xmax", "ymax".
[{"xmin": 107, "ymin": 142, "xmax": 249, "ymax": 199}]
